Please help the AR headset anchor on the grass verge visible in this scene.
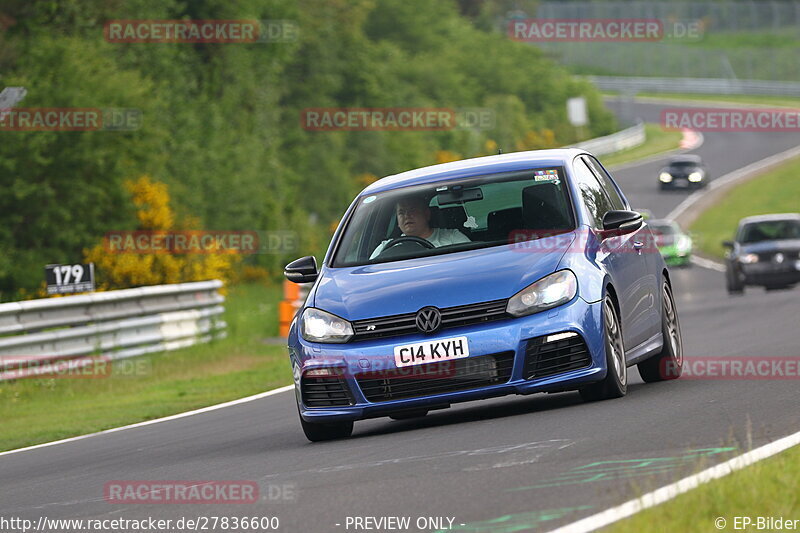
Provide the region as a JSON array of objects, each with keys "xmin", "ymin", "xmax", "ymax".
[
  {"xmin": 601, "ymin": 123, "xmax": 684, "ymax": 169},
  {"xmin": 606, "ymin": 443, "xmax": 800, "ymax": 533},
  {"xmin": 689, "ymin": 155, "xmax": 800, "ymax": 258},
  {"xmin": 0, "ymin": 282, "xmax": 292, "ymax": 452}
]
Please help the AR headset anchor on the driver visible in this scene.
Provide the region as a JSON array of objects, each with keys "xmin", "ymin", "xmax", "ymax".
[{"xmin": 370, "ymin": 194, "xmax": 470, "ymax": 259}]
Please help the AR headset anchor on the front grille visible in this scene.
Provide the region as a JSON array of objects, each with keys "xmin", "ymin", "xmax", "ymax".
[
  {"xmin": 524, "ymin": 333, "xmax": 591, "ymax": 380},
  {"xmin": 351, "ymin": 299, "xmax": 509, "ymax": 341},
  {"xmin": 757, "ymin": 251, "xmax": 800, "ymax": 263},
  {"xmin": 301, "ymin": 375, "xmax": 354, "ymax": 408},
  {"xmin": 356, "ymin": 352, "xmax": 514, "ymax": 402}
]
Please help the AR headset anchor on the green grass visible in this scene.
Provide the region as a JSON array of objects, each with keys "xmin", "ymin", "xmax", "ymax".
[
  {"xmin": 685, "ymin": 28, "xmax": 800, "ymax": 49},
  {"xmin": 609, "ymin": 92, "xmax": 800, "ymax": 109},
  {"xmin": 689, "ymin": 155, "xmax": 800, "ymax": 259},
  {"xmin": 606, "ymin": 445, "xmax": 800, "ymax": 533},
  {"xmin": 600, "ymin": 123, "xmax": 684, "ymax": 168},
  {"xmin": 0, "ymin": 282, "xmax": 292, "ymax": 452}
]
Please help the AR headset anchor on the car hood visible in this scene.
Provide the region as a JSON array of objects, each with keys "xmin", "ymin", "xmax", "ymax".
[
  {"xmin": 313, "ymin": 232, "xmax": 577, "ymax": 321},
  {"xmin": 740, "ymin": 239, "xmax": 800, "ymax": 254}
]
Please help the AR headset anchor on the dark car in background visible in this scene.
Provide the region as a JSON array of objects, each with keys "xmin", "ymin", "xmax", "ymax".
[
  {"xmin": 724, "ymin": 214, "xmax": 800, "ymax": 294},
  {"xmin": 658, "ymin": 155, "xmax": 708, "ymax": 190}
]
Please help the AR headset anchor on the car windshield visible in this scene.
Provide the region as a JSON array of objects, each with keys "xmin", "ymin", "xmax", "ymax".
[
  {"xmin": 332, "ymin": 168, "xmax": 575, "ymax": 267},
  {"xmin": 669, "ymin": 161, "xmax": 699, "ymax": 169},
  {"xmin": 740, "ymin": 220, "xmax": 800, "ymax": 243},
  {"xmin": 649, "ymin": 223, "xmax": 677, "ymax": 236}
]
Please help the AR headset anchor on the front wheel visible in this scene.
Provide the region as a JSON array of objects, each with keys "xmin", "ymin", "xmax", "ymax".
[
  {"xmin": 726, "ymin": 266, "xmax": 744, "ymax": 295},
  {"xmin": 580, "ymin": 296, "xmax": 627, "ymax": 402},
  {"xmin": 638, "ymin": 282, "xmax": 683, "ymax": 382},
  {"xmin": 297, "ymin": 401, "xmax": 353, "ymax": 442},
  {"xmin": 300, "ymin": 416, "xmax": 353, "ymax": 442}
]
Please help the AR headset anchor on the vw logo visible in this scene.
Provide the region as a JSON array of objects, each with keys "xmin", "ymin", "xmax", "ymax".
[
  {"xmin": 774, "ymin": 252, "xmax": 785, "ymax": 264},
  {"xmin": 415, "ymin": 306, "xmax": 442, "ymax": 334}
]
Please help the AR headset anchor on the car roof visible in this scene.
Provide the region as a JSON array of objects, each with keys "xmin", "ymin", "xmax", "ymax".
[
  {"xmin": 669, "ymin": 154, "xmax": 702, "ymax": 164},
  {"xmin": 649, "ymin": 218, "xmax": 681, "ymax": 228},
  {"xmin": 361, "ymin": 148, "xmax": 590, "ymax": 194},
  {"xmin": 739, "ymin": 213, "xmax": 800, "ymax": 225}
]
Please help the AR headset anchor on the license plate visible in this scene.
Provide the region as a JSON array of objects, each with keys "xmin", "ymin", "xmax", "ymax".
[
  {"xmin": 394, "ymin": 336, "xmax": 469, "ymax": 368},
  {"xmin": 674, "ymin": 180, "xmax": 688, "ymax": 188}
]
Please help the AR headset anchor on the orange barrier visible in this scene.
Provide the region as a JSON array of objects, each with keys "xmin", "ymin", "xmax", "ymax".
[{"xmin": 279, "ymin": 280, "xmax": 310, "ymax": 337}]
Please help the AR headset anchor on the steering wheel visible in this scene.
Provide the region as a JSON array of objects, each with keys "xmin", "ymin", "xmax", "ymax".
[{"xmin": 380, "ymin": 235, "xmax": 435, "ymax": 253}]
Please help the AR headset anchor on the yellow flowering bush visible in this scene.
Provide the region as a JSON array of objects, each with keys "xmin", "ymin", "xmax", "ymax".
[
  {"xmin": 435, "ymin": 150, "xmax": 461, "ymax": 164},
  {"xmin": 84, "ymin": 176, "xmax": 238, "ymax": 291}
]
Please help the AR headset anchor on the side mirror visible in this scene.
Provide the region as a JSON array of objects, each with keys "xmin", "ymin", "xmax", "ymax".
[
  {"xmin": 284, "ymin": 256, "xmax": 318, "ymax": 283},
  {"xmin": 600, "ymin": 210, "xmax": 643, "ymax": 238},
  {"xmin": 722, "ymin": 240, "xmax": 735, "ymax": 249}
]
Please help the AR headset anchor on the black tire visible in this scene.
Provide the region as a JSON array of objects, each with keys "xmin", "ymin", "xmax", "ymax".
[
  {"xmin": 580, "ymin": 296, "xmax": 627, "ymax": 402},
  {"xmin": 389, "ymin": 410, "xmax": 429, "ymax": 421},
  {"xmin": 726, "ymin": 266, "xmax": 744, "ymax": 295},
  {"xmin": 638, "ymin": 282, "xmax": 684, "ymax": 382},
  {"xmin": 299, "ymin": 414, "xmax": 353, "ymax": 442}
]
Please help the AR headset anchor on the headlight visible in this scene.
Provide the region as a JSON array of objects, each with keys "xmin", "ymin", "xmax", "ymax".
[
  {"xmin": 506, "ymin": 270, "xmax": 578, "ymax": 317},
  {"xmin": 659, "ymin": 172, "xmax": 673, "ymax": 183},
  {"xmin": 739, "ymin": 253, "xmax": 759, "ymax": 264},
  {"xmin": 300, "ymin": 308, "xmax": 354, "ymax": 343},
  {"xmin": 676, "ymin": 235, "xmax": 692, "ymax": 252},
  {"xmin": 688, "ymin": 171, "xmax": 703, "ymax": 182}
]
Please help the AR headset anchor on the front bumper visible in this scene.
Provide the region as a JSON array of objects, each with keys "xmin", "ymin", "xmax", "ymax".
[
  {"xmin": 288, "ymin": 296, "xmax": 606, "ymax": 422},
  {"xmin": 741, "ymin": 262, "xmax": 800, "ymax": 286},
  {"xmin": 660, "ymin": 177, "xmax": 704, "ymax": 189},
  {"xmin": 659, "ymin": 246, "xmax": 691, "ymax": 266}
]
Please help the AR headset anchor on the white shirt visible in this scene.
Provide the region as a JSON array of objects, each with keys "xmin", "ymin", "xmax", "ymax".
[{"xmin": 370, "ymin": 228, "xmax": 471, "ymax": 259}]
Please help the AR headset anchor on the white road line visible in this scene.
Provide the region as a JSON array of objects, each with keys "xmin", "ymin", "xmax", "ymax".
[
  {"xmin": 666, "ymin": 144, "xmax": 800, "ymax": 222},
  {"xmin": 690, "ymin": 256, "xmax": 726, "ymax": 272},
  {"xmin": 546, "ymin": 429, "xmax": 800, "ymax": 533},
  {"xmin": 0, "ymin": 385, "xmax": 294, "ymax": 458}
]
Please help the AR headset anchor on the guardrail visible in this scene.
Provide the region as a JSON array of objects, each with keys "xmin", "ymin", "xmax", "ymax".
[
  {"xmin": 567, "ymin": 121, "xmax": 645, "ymax": 157},
  {"xmin": 586, "ymin": 76, "xmax": 800, "ymax": 97},
  {"xmin": 0, "ymin": 280, "xmax": 226, "ymax": 381}
]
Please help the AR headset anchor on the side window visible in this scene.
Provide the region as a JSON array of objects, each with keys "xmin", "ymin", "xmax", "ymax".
[
  {"xmin": 572, "ymin": 158, "xmax": 614, "ymax": 228},
  {"xmin": 583, "ymin": 156, "xmax": 626, "ymax": 210}
]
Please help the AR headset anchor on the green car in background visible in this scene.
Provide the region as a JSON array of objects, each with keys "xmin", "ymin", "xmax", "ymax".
[{"xmin": 649, "ymin": 219, "xmax": 693, "ymax": 267}]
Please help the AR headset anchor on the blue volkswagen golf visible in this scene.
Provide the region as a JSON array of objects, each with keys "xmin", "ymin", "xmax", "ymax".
[{"xmin": 285, "ymin": 149, "xmax": 684, "ymax": 441}]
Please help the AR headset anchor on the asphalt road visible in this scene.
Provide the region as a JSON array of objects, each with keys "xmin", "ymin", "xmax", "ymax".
[{"xmin": 1, "ymin": 101, "xmax": 798, "ymax": 533}]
